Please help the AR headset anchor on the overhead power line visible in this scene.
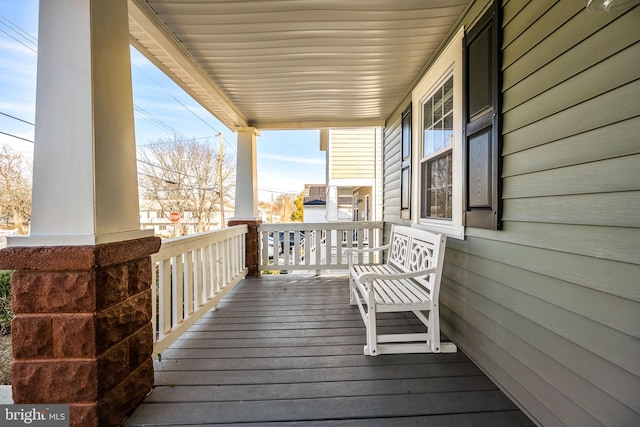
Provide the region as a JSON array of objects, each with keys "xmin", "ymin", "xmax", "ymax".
[
  {"xmin": 0, "ymin": 27, "xmax": 36, "ymax": 53},
  {"xmin": 258, "ymin": 187, "xmax": 301, "ymax": 195},
  {"xmin": 137, "ymin": 171, "xmax": 216, "ymax": 192},
  {"xmin": 0, "ymin": 14, "xmax": 237, "ymax": 158},
  {"xmin": 0, "ymin": 14, "xmax": 38, "ymax": 45},
  {"xmin": 134, "ymin": 105, "xmax": 185, "ymax": 138},
  {"xmin": 0, "ymin": 14, "xmax": 38, "ymax": 54},
  {"xmin": 0, "ymin": 111, "xmax": 34, "ymax": 126},
  {"xmin": 0, "ymin": 130, "xmax": 33, "ymax": 143},
  {"xmin": 138, "ymin": 135, "xmax": 217, "ymax": 148},
  {"xmin": 137, "ymin": 158, "xmax": 220, "ymax": 184},
  {"xmin": 132, "ymin": 62, "xmax": 237, "ymax": 155}
]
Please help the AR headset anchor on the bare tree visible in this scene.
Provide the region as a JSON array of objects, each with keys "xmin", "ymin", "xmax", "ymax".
[
  {"xmin": 273, "ymin": 193, "xmax": 296, "ymax": 223},
  {"xmin": 0, "ymin": 145, "xmax": 32, "ymax": 234},
  {"xmin": 137, "ymin": 136, "xmax": 235, "ymax": 233}
]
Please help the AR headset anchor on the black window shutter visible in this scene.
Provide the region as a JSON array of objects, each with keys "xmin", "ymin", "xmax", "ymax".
[
  {"xmin": 463, "ymin": 2, "xmax": 502, "ymax": 230},
  {"xmin": 400, "ymin": 104, "xmax": 412, "ymax": 219}
]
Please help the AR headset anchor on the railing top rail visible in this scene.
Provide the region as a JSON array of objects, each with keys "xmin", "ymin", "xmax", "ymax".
[
  {"xmin": 152, "ymin": 225, "xmax": 248, "ymax": 260},
  {"xmin": 258, "ymin": 221, "xmax": 383, "ymax": 232}
]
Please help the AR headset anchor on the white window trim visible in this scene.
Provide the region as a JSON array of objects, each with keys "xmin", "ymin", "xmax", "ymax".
[{"xmin": 411, "ymin": 27, "xmax": 465, "ymax": 240}]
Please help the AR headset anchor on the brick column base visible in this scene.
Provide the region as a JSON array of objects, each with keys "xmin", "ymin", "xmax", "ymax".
[
  {"xmin": 0, "ymin": 236, "xmax": 161, "ymax": 427},
  {"xmin": 228, "ymin": 219, "xmax": 262, "ymax": 277}
]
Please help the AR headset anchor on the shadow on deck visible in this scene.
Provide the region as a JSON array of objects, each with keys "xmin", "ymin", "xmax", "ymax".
[{"xmin": 125, "ymin": 275, "xmax": 534, "ymax": 426}]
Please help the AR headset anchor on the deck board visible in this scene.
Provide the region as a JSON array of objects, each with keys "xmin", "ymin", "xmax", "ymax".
[{"xmin": 125, "ymin": 275, "xmax": 534, "ymax": 426}]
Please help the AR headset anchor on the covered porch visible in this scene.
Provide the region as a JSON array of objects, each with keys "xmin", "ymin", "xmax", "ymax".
[
  {"xmin": 126, "ymin": 274, "xmax": 532, "ymax": 426},
  {"xmin": 0, "ymin": 0, "xmax": 637, "ymax": 426}
]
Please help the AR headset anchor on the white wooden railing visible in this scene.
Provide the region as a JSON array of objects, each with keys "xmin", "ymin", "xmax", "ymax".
[
  {"xmin": 152, "ymin": 225, "xmax": 248, "ymax": 355},
  {"xmin": 258, "ymin": 221, "xmax": 383, "ymax": 273}
]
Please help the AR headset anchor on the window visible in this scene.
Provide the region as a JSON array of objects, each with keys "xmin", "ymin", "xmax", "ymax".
[
  {"xmin": 364, "ymin": 194, "xmax": 371, "ymax": 221},
  {"xmin": 420, "ymin": 75, "xmax": 454, "ymax": 220},
  {"xmin": 353, "ymin": 193, "xmax": 360, "ymax": 221},
  {"xmin": 406, "ymin": 2, "xmax": 501, "ymax": 238},
  {"xmin": 412, "ymin": 28, "xmax": 464, "ymax": 239}
]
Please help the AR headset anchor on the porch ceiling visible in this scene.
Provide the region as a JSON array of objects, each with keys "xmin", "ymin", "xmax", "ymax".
[{"xmin": 128, "ymin": 0, "xmax": 471, "ymax": 131}]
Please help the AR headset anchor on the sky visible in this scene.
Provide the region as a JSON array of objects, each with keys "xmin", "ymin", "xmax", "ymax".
[{"xmin": 0, "ymin": 0, "xmax": 326, "ymax": 202}]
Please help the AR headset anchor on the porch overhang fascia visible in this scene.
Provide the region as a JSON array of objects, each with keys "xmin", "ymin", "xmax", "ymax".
[
  {"xmin": 247, "ymin": 119, "xmax": 386, "ymax": 131},
  {"xmin": 128, "ymin": 0, "xmax": 249, "ymax": 131}
]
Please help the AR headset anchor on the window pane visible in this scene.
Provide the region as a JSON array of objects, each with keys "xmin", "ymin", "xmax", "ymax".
[
  {"xmin": 444, "ymin": 77, "xmax": 453, "ymax": 105},
  {"xmin": 402, "ymin": 110, "xmax": 411, "ymax": 160},
  {"xmin": 443, "ymin": 111, "xmax": 454, "ymax": 148},
  {"xmin": 424, "ymin": 128, "xmax": 434, "ymax": 155},
  {"xmin": 422, "ymin": 75, "xmax": 454, "ymax": 157},
  {"xmin": 433, "ymin": 86, "xmax": 442, "ymax": 115},
  {"xmin": 423, "ymin": 100, "xmax": 433, "ymax": 129},
  {"xmin": 421, "ymin": 153, "xmax": 452, "ymax": 219},
  {"xmin": 434, "ymin": 120, "xmax": 445, "ymax": 152},
  {"xmin": 433, "ymin": 96, "xmax": 443, "ymax": 123},
  {"xmin": 401, "ymin": 167, "xmax": 410, "ymax": 210}
]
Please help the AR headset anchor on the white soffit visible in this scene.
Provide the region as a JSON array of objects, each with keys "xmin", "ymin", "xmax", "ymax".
[{"xmin": 128, "ymin": 0, "xmax": 470, "ymax": 131}]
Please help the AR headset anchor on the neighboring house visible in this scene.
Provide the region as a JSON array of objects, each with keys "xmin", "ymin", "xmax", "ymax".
[
  {"xmin": 320, "ymin": 127, "xmax": 383, "ymax": 222},
  {"xmin": 382, "ymin": 2, "xmax": 639, "ymax": 427},
  {"xmin": 139, "ymin": 199, "xmax": 234, "ymax": 237},
  {"xmin": 302, "ymin": 184, "xmax": 327, "ymax": 223},
  {"xmin": 0, "ymin": 229, "xmax": 17, "ymax": 250}
]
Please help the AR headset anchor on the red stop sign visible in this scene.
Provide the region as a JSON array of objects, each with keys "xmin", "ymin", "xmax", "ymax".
[{"xmin": 169, "ymin": 212, "xmax": 180, "ymax": 223}]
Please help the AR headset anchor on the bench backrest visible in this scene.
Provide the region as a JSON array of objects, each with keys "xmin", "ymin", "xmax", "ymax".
[{"xmin": 387, "ymin": 225, "xmax": 447, "ymax": 300}]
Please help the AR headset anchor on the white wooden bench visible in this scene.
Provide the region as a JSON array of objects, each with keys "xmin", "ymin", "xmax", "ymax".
[{"xmin": 346, "ymin": 225, "xmax": 457, "ymax": 356}]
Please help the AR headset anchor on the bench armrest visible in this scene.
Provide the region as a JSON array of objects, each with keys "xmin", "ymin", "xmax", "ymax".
[
  {"xmin": 345, "ymin": 244, "xmax": 390, "ymax": 256},
  {"xmin": 358, "ymin": 267, "xmax": 436, "ymax": 283}
]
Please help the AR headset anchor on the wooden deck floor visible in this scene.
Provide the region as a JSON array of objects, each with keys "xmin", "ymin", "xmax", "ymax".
[{"xmin": 125, "ymin": 275, "xmax": 534, "ymax": 426}]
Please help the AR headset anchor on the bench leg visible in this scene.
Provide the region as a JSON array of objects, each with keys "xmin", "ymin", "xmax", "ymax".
[
  {"xmin": 429, "ymin": 307, "xmax": 440, "ymax": 353},
  {"xmin": 364, "ymin": 296, "xmax": 378, "ymax": 356},
  {"xmin": 349, "ymin": 275, "xmax": 357, "ymax": 305}
]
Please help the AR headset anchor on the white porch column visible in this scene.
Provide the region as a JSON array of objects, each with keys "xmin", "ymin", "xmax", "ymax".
[
  {"xmin": 9, "ymin": 0, "xmax": 151, "ymax": 247},
  {"xmin": 233, "ymin": 127, "xmax": 260, "ymax": 220},
  {"xmin": 326, "ymin": 185, "xmax": 339, "ymax": 221}
]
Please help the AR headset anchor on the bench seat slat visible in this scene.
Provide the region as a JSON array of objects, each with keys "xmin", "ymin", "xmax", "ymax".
[
  {"xmin": 352, "ymin": 264, "xmax": 432, "ymax": 305},
  {"xmin": 374, "ymin": 279, "xmax": 428, "ymax": 305}
]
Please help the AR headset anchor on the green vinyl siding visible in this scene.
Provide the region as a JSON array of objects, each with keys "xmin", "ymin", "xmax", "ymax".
[
  {"xmin": 382, "ymin": 1, "xmax": 640, "ymax": 426},
  {"xmin": 382, "ymin": 101, "xmax": 409, "ymax": 227}
]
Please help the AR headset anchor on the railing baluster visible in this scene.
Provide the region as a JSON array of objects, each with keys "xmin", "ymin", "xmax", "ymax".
[
  {"xmin": 358, "ymin": 228, "xmax": 365, "ymax": 264},
  {"xmin": 160, "ymin": 259, "xmax": 171, "ymax": 336},
  {"xmin": 327, "ymin": 230, "xmax": 333, "ymax": 267},
  {"xmin": 211, "ymin": 242, "xmax": 219, "ymax": 294},
  {"xmin": 194, "ymin": 250, "xmax": 200, "ymax": 313},
  {"xmin": 304, "ymin": 231, "xmax": 310, "ymax": 267},
  {"xmin": 233, "ymin": 234, "xmax": 240, "ymax": 276},
  {"xmin": 184, "ymin": 250, "xmax": 192, "ymax": 318},
  {"xmin": 221, "ymin": 239, "xmax": 229, "ymax": 287},
  {"xmin": 201, "ymin": 246, "xmax": 209, "ymax": 301},
  {"xmin": 315, "ymin": 229, "xmax": 321, "ymax": 268},
  {"xmin": 171, "ymin": 256, "xmax": 180, "ymax": 328},
  {"xmin": 151, "ymin": 260, "xmax": 158, "ymax": 340}
]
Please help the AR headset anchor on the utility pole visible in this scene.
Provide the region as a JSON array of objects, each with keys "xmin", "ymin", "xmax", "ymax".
[
  {"xmin": 270, "ymin": 192, "xmax": 274, "ymax": 223},
  {"xmin": 218, "ymin": 132, "xmax": 225, "ymax": 228}
]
